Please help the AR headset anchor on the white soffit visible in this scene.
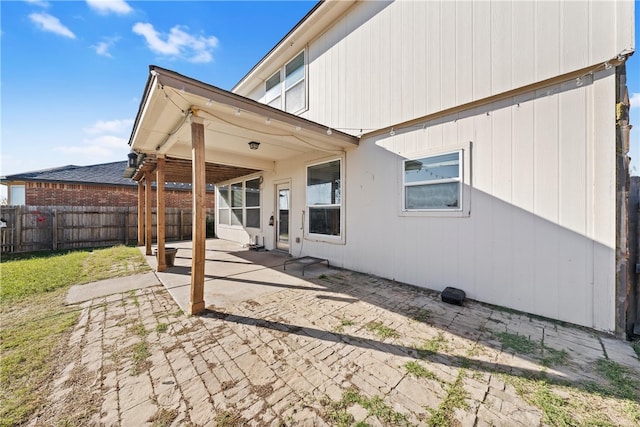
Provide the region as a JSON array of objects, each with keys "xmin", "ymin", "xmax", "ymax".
[{"xmin": 129, "ymin": 67, "xmax": 358, "ymax": 170}]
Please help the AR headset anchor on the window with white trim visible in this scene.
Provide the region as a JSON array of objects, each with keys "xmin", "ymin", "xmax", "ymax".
[
  {"xmin": 403, "ymin": 151, "xmax": 462, "ymax": 210},
  {"xmin": 217, "ymin": 177, "xmax": 261, "ymax": 228},
  {"xmin": 9, "ymin": 185, "xmax": 25, "ymax": 206},
  {"xmin": 307, "ymin": 159, "xmax": 341, "ymax": 237},
  {"xmin": 264, "ymin": 51, "xmax": 306, "ymax": 114}
]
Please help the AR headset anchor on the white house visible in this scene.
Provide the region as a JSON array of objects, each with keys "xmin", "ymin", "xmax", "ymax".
[{"xmin": 127, "ymin": 0, "xmax": 636, "ymax": 336}]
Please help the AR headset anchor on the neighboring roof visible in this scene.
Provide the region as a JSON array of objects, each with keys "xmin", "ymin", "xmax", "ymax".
[
  {"xmin": 1, "ymin": 161, "xmax": 211, "ymax": 190},
  {"xmin": 1, "ymin": 161, "xmax": 134, "ymax": 186}
]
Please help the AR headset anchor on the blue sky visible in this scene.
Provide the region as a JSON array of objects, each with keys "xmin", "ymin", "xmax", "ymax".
[
  {"xmin": 0, "ymin": 0, "xmax": 639, "ymax": 201},
  {"xmin": 0, "ymin": 0, "xmax": 317, "ymax": 197}
]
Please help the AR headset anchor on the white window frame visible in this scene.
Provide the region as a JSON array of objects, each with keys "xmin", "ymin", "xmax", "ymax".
[
  {"xmin": 400, "ymin": 142, "xmax": 471, "ymax": 218},
  {"xmin": 9, "ymin": 184, "xmax": 25, "ymax": 206},
  {"xmin": 216, "ymin": 176, "xmax": 262, "ymax": 230},
  {"xmin": 263, "ymin": 49, "xmax": 307, "ymax": 114},
  {"xmin": 305, "ymin": 157, "xmax": 345, "ymax": 244}
]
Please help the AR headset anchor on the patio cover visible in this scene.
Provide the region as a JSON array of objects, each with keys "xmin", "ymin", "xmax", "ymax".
[{"xmin": 127, "ymin": 65, "xmax": 359, "ymax": 314}]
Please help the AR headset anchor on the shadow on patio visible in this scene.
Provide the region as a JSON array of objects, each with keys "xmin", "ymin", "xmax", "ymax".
[{"xmin": 141, "ymin": 239, "xmax": 639, "ymax": 388}]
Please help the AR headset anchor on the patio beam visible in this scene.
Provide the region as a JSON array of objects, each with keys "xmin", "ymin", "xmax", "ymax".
[
  {"xmin": 156, "ymin": 156, "xmax": 167, "ymax": 272},
  {"xmin": 190, "ymin": 116, "xmax": 206, "ymax": 314}
]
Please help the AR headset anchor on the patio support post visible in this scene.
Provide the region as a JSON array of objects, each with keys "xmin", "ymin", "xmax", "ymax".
[
  {"xmin": 137, "ymin": 180, "xmax": 144, "ymax": 246},
  {"xmin": 145, "ymin": 170, "xmax": 153, "ymax": 256},
  {"xmin": 190, "ymin": 116, "xmax": 206, "ymax": 314},
  {"xmin": 156, "ymin": 156, "xmax": 167, "ymax": 272}
]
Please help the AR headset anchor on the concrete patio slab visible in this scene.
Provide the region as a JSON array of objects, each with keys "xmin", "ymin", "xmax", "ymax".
[
  {"xmin": 140, "ymin": 239, "xmax": 338, "ymax": 313},
  {"xmin": 44, "ymin": 239, "xmax": 640, "ymax": 426},
  {"xmin": 65, "ymin": 271, "xmax": 160, "ymax": 304}
]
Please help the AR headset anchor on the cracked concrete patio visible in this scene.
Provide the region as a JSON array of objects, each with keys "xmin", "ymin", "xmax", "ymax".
[{"xmin": 45, "ymin": 239, "xmax": 640, "ymax": 426}]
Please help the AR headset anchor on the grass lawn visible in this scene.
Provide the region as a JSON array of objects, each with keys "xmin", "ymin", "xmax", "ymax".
[{"xmin": 0, "ymin": 245, "xmax": 150, "ymax": 427}]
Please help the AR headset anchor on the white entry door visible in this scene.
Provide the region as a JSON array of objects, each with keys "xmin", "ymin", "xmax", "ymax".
[{"xmin": 276, "ymin": 183, "xmax": 290, "ymax": 252}]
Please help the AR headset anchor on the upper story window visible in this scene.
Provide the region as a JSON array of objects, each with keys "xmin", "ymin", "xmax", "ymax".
[{"xmin": 264, "ymin": 51, "xmax": 306, "ymax": 114}]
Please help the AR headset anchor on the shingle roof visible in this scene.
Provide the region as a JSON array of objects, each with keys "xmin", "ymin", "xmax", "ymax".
[
  {"xmin": 1, "ymin": 161, "xmax": 136, "ymax": 187},
  {"xmin": 0, "ymin": 161, "xmax": 212, "ymax": 190}
]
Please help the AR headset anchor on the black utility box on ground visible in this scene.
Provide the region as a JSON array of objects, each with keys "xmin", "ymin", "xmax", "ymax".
[{"xmin": 441, "ymin": 287, "xmax": 466, "ymax": 306}]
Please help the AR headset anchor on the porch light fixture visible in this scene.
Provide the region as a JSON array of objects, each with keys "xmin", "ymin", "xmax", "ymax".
[
  {"xmin": 127, "ymin": 151, "xmax": 138, "ymax": 168},
  {"xmin": 248, "ymin": 141, "xmax": 260, "ymax": 150}
]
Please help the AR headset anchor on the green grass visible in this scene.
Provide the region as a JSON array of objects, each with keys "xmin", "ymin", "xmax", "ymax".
[
  {"xmin": 409, "ymin": 308, "xmax": 431, "ymax": 323},
  {"xmin": 541, "ymin": 347, "xmax": 569, "ymax": 367},
  {"xmin": 322, "ymin": 389, "xmax": 411, "ymax": 427},
  {"xmin": 131, "ymin": 342, "xmax": 151, "ymax": 376},
  {"xmin": 426, "ymin": 370, "xmax": 469, "ymax": 427},
  {"xmin": 594, "ymin": 359, "xmax": 639, "ymax": 401},
  {"xmin": 632, "ymin": 341, "xmax": 640, "ymax": 360},
  {"xmin": 495, "ymin": 332, "xmax": 538, "ymax": 354},
  {"xmin": 365, "ymin": 321, "xmax": 400, "ymax": 339},
  {"xmin": 156, "ymin": 323, "xmax": 169, "ymax": 333},
  {"xmin": 417, "ymin": 332, "xmax": 447, "ymax": 358},
  {"xmin": 0, "ymin": 245, "xmax": 149, "ymax": 304},
  {"xmin": 0, "ymin": 245, "xmax": 150, "ymax": 426},
  {"xmin": 333, "ymin": 318, "xmax": 355, "ymax": 332},
  {"xmin": 506, "ymin": 358, "xmax": 640, "ymax": 427},
  {"xmin": 404, "ymin": 361, "xmax": 438, "ymax": 381}
]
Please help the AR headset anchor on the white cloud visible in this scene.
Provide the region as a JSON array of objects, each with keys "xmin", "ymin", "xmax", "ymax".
[
  {"xmin": 94, "ymin": 41, "xmax": 112, "ymax": 57},
  {"xmin": 92, "ymin": 37, "xmax": 120, "ymax": 58},
  {"xmin": 83, "ymin": 135, "xmax": 128, "ymax": 148},
  {"xmin": 24, "ymin": 0, "xmax": 50, "ymax": 8},
  {"xmin": 29, "ymin": 12, "xmax": 76, "ymax": 39},
  {"xmin": 630, "ymin": 92, "xmax": 640, "ymax": 109},
  {"xmin": 132, "ymin": 22, "xmax": 218, "ymax": 63},
  {"xmin": 54, "ymin": 118, "xmax": 132, "ymax": 160},
  {"xmin": 84, "ymin": 119, "xmax": 134, "ymax": 134},
  {"xmin": 86, "ymin": 0, "xmax": 132, "ymax": 15}
]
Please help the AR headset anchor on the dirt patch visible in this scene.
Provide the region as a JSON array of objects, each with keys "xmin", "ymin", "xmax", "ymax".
[{"xmin": 251, "ymin": 384, "xmax": 274, "ymax": 398}]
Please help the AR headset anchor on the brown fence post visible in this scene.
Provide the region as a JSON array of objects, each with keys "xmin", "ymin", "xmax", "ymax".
[
  {"xmin": 16, "ymin": 206, "xmax": 23, "ymax": 252},
  {"xmin": 124, "ymin": 208, "xmax": 129, "ymax": 245},
  {"xmin": 52, "ymin": 209, "xmax": 58, "ymax": 251}
]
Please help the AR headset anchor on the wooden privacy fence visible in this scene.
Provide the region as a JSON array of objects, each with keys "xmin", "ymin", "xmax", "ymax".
[{"xmin": 0, "ymin": 206, "xmax": 214, "ymax": 254}]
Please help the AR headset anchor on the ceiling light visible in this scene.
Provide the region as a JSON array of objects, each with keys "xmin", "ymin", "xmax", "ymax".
[{"xmin": 248, "ymin": 141, "xmax": 260, "ymax": 150}]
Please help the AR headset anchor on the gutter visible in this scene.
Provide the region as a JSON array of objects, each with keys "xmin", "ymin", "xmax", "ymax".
[{"xmin": 363, "ymin": 52, "xmax": 634, "ymax": 140}]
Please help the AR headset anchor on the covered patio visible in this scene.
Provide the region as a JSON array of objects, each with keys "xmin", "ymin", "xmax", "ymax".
[
  {"xmin": 139, "ymin": 238, "xmax": 336, "ymax": 314},
  {"xmin": 126, "ymin": 66, "xmax": 358, "ymax": 315}
]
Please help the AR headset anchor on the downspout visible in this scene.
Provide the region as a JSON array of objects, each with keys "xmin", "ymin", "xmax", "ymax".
[{"xmin": 615, "ymin": 61, "xmax": 634, "ymax": 338}]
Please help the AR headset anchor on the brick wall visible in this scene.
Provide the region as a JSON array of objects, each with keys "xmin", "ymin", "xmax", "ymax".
[{"xmin": 25, "ymin": 182, "xmax": 214, "ymax": 208}]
